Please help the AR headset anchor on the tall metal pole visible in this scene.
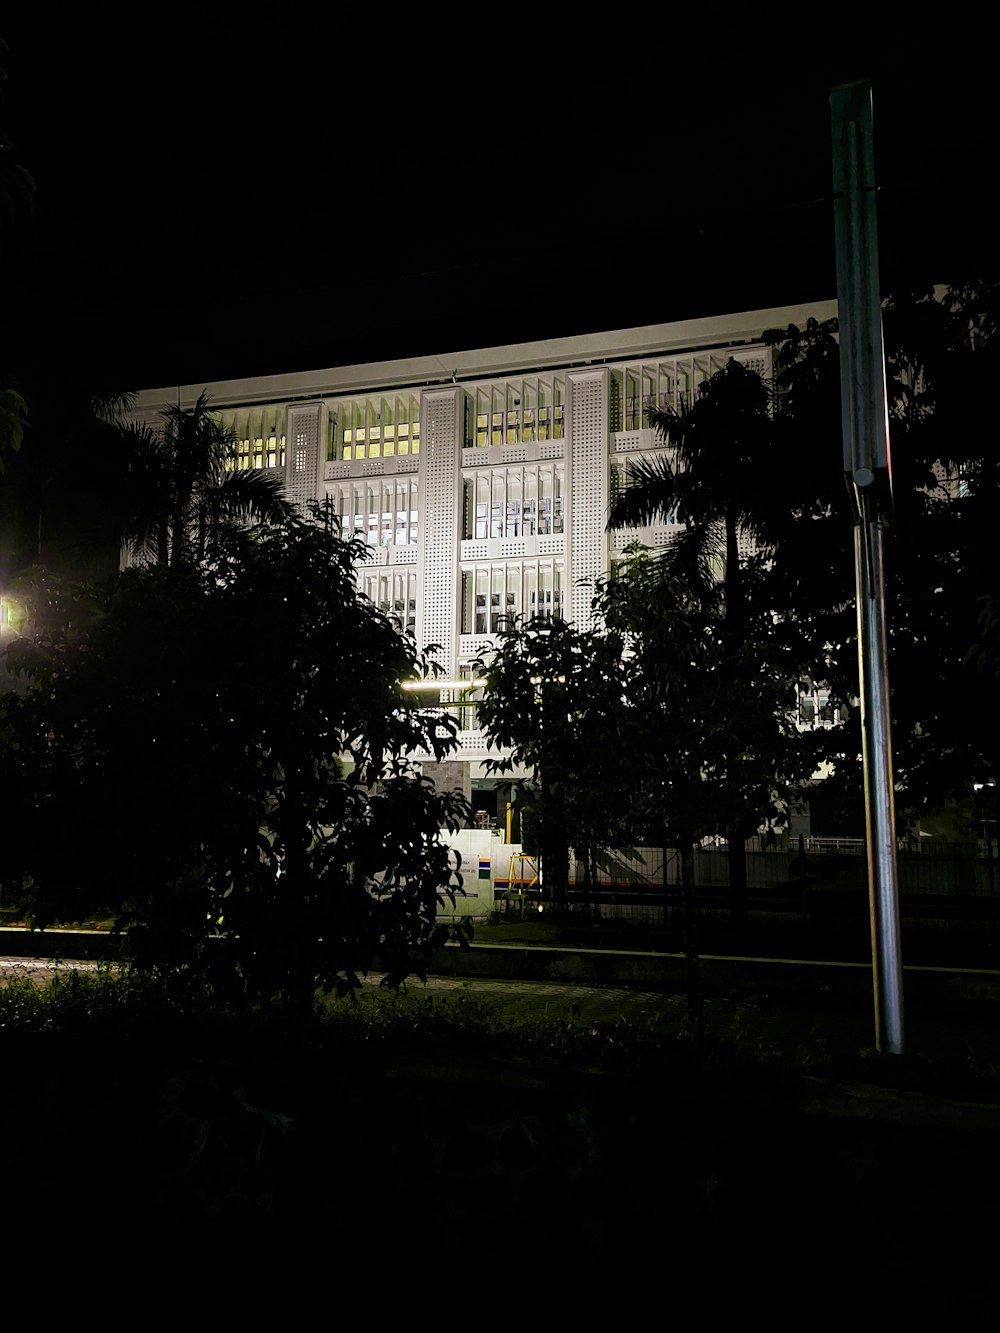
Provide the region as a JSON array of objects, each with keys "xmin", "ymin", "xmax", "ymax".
[{"xmin": 831, "ymin": 80, "xmax": 905, "ymax": 1055}]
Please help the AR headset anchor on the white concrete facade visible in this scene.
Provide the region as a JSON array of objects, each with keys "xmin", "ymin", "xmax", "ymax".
[{"xmin": 132, "ymin": 299, "xmax": 837, "ymax": 781}]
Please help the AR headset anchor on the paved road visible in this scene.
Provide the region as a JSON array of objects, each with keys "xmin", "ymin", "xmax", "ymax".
[{"xmin": 1, "ymin": 957, "xmax": 100, "ymax": 984}]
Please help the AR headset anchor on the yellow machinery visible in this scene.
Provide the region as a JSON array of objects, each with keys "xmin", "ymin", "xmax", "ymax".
[{"xmin": 504, "ymin": 852, "xmax": 539, "ymax": 920}]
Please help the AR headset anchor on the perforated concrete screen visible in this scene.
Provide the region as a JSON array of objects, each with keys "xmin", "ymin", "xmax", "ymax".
[
  {"xmin": 729, "ymin": 347, "xmax": 771, "ymax": 380},
  {"xmin": 567, "ymin": 369, "xmax": 609, "ymax": 626},
  {"xmin": 417, "ymin": 387, "xmax": 462, "ymax": 669},
  {"xmin": 287, "ymin": 403, "xmax": 322, "ymax": 511}
]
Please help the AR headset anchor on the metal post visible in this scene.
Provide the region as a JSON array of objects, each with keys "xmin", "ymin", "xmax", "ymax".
[{"xmin": 832, "ymin": 80, "xmax": 905, "ymax": 1054}]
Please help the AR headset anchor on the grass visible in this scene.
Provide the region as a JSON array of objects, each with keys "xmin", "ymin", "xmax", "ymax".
[{"xmin": 4, "ymin": 963, "xmax": 1000, "ymax": 1105}]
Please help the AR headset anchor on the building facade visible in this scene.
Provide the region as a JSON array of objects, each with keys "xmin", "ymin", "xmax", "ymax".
[{"xmin": 132, "ymin": 298, "xmax": 837, "ymax": 806}]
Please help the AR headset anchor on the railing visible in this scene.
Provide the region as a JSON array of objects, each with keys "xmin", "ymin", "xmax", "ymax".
[{"xmin": 488, "ymin": 839, "xmax": 1000, "ymax": 932}]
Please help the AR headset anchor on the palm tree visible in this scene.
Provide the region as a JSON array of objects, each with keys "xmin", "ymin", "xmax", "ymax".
[
  {"xmin": 608, "ymin": 358, "xmax": 776, "ymax": 629},
  {"xmin": 607, "ymin": 358, "xmax": 784, "ymax": 920},
  {"xmin": 120, "ymin": 391, "xmax": 291, "ymax": 568}
]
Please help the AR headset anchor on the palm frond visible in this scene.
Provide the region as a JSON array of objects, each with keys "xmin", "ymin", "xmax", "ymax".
[
  {"xmin": 117, "ymin": 422, "xmax": 174, "ymax": 564},
  {"xmin": 656, "ymin": 522, "xmax": 726, "ymax": 603},
  {"xmin": 210, "ymin": 468, "xmax": 292, "ymax": 526},
  {"xmin": 92, "ymin": 390, "xmax": 138, "ymax": 428},
  {"xmin": 608, "ymin": 453, "xmax": 681, "ymax": 530}
]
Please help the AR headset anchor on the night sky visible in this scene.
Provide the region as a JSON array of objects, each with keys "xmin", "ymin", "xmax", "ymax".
[{"xmin": 3, "ymin": 9, "xmax": 996, "ymax": 390}]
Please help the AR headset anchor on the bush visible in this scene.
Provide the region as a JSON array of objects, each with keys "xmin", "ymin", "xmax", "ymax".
[{"xmin": 0, "ymin": 505, "xmax": 472, "ymax": 1007}]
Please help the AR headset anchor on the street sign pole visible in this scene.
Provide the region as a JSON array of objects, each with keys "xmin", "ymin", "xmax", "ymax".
[{"xmin": 831, "ymin": 80, "xmax": 905, "ymax": 1055}]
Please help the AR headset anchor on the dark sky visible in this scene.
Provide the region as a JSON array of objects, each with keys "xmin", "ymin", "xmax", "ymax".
[{"xmin": 4, "ymin": 9, "xmax": 997, "ymax": 389}]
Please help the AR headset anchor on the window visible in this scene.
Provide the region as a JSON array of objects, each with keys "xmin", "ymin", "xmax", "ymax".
[
  {"xmin": 363, "ymin": 570, "xmax": 417, "ymax": 635},
  {"xmin": 216, "ymin": 406, "xmax": 286, "ymax": 471},
  {"xmin": 329, "ymin": 394, "xmax": 421, "ymax": 462},
  {"xmin": 328, "ymin": 479, "xmax": 419, "ymax": 548},
  {"xmin": 465, "ymin": 376, "xmax": 565, "ymax": 447},
  {"xmin": 460, "ymin": 560, "xmax": 564, "ymax": 634},
  {"xmin": 461, "ymin": 464, "xmax": 564, "ymax": 540}
]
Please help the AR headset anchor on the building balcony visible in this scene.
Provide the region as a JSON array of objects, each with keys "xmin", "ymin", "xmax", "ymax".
[
  {"xmin": 610, "ymin": 428, "xmax": 658, "ymax": 454},
  {"xmin": 352, "ymin": 543, "xmax": 418, "ymax": 567},
  {"xmin": 608, "ymin": 521, "xmax": 681, "ymax": 552},
  {"xmin": 462, "ymin": 439, "xmax": 564, "ymax": 466},
  {"xmin": 460, "ymin": 535, "xmax": 564, "ymax": 562},
  {"xmin": 324, "ymin": 455, "xmax": 419, "ymax": 481}
]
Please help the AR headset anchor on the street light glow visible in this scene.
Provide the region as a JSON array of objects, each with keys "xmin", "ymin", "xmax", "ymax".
[{"xmin": 400, "ymin": 678, "xmax": 487, "ymax": 691}]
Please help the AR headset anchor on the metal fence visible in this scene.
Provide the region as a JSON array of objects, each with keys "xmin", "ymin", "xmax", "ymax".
[{"xmin": 495, "ymin": 838, "xmax": 1000, "ymax": 929}]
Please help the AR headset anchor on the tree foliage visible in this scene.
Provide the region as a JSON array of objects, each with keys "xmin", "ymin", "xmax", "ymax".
[
  {"xmin": 608, "ymin": 358, "xmax": 823, "ymax": 903},
  {"xmin": 593, "ymin": 550, "xmax": 809, "ymax": 852},
  {"xmin": 608, "ymin": 359, "xmax": 775, "ymax": 630},
  {"xmin": 119, "ymin": 390, "xmax": 291, "ymax": 568},
  {"xmin": 614, "ymin": 288, "xmax": 1000, "ymax": 839},
  {"xmin": 0, "ymin": 503, "xmax": 471, "ymax": 1006},
  {"xmin": 475, "ymin": 617, "xmax": 637, "ymax": 900},
  {"xmin": 764, "ymin": 283, "xmax": 1000, "ymax": 828},
  {"xmin": 475, "ymin": 554, "xmax": 809, "ymax": 1029},
  {"xmin": 0, "ymin": 385, "xmax": 26, "ymax": 474},
  {"xmin": 475, "ymin": 551, "xmax": 810, "ymax": 887}
]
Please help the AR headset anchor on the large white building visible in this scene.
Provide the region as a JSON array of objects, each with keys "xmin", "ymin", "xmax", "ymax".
[{"xmin": 133, "ymin": 298, "xmax": 837, "ymax": 812}]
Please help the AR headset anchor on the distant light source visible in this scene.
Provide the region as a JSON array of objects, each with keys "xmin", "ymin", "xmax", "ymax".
[
  {"xmin": 0, "ymin": 594, "xmax": 26, "ymax": 634},
  {"xmin": 401, "ymin": 678, "xmax": 486, "ymax": 691}
]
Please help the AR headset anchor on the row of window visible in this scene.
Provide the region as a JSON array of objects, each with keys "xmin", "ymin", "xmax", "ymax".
[
  {"xmin": 797, "ymin": 685, "xmax": 843, "ymax": 728},
  {"xmin": 363, "ymin": 571, "xmax": 418, "ymax": 634},
  {"xmin": 232, "ymin": 435, "xmax": 286, "ymax": 470},
  {"xmin": 326, "ymin": 480, "xmax": 419, "ymax": 547},
  {"xmin": 462, "ymin": 465, "xmax": 565, "ymax": 540},
  {"xmin": 328, "ymin": 393, "xmax": 422, "ymax": 462},
  {"xmin": 460, "ymin": 561, "xmax": 565, "ymax": 635},
  {"xmin": 608, "ymin": 361, "xmax": 703, "ymax": 433},
  {"xmin": 465, "ymin": 376, "xmax": 566, "ymax": 449},
  {"xmin": 469, "ymin": 404, "xmax": 565, "ymax": 448},
  {"xmin": 215, "ymin": 353, "xmax": 752, "ymax": 475},
  {"xmin": 611, "ymin": 393, "xmax": 676, "ymax": 433},
  {"xmin": 339, "ymin": 421, "xmax": 421, "ymax": 461}
]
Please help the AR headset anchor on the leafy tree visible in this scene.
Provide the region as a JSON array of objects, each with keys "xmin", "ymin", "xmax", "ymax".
[
  {"xmin": 474, "ymin": 554, "xmax": 808, "ymax": 1032},
  {"xmin": 609, "ymin": 292, "xmax": 1000, "ymax": 860},
  {"xmin": 0, "ymin": 502, "xmax": 471, "ymax": 1008},
  {"xmin": 595, "ymin": 550, "xmax": 807, "ymax": 1030},
  {"xmin": 0, "ymin": 385, "xmax": 26, "ymax": 475},
  {"xmin": 475, "ymin": 616, "xmax": 637, "ymax": 907},
  {"xmin": 967, "ymin": 594, "xmax": 1000, "ymax": 684},
  {"xmin": 0, "ymin": 380, "xmax": 154, "ymax": 587},
  {"xmin": 607, "ymin": 359, "xmax": 774, "ymax": 631},
  {"xmin": 607, "ymin": 359, "xmax": 813, "ymax": 912},
  {"xmin": 757, "ymin": 316, "xmax": 862, "ymax": 830},
  {"xmin": 878, "ymin": 281, "xmax": 1000, "ymax": 822},
  {"xmin": 764, "ymin": 284, "xmax": 1000, "ymax": 834}
]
